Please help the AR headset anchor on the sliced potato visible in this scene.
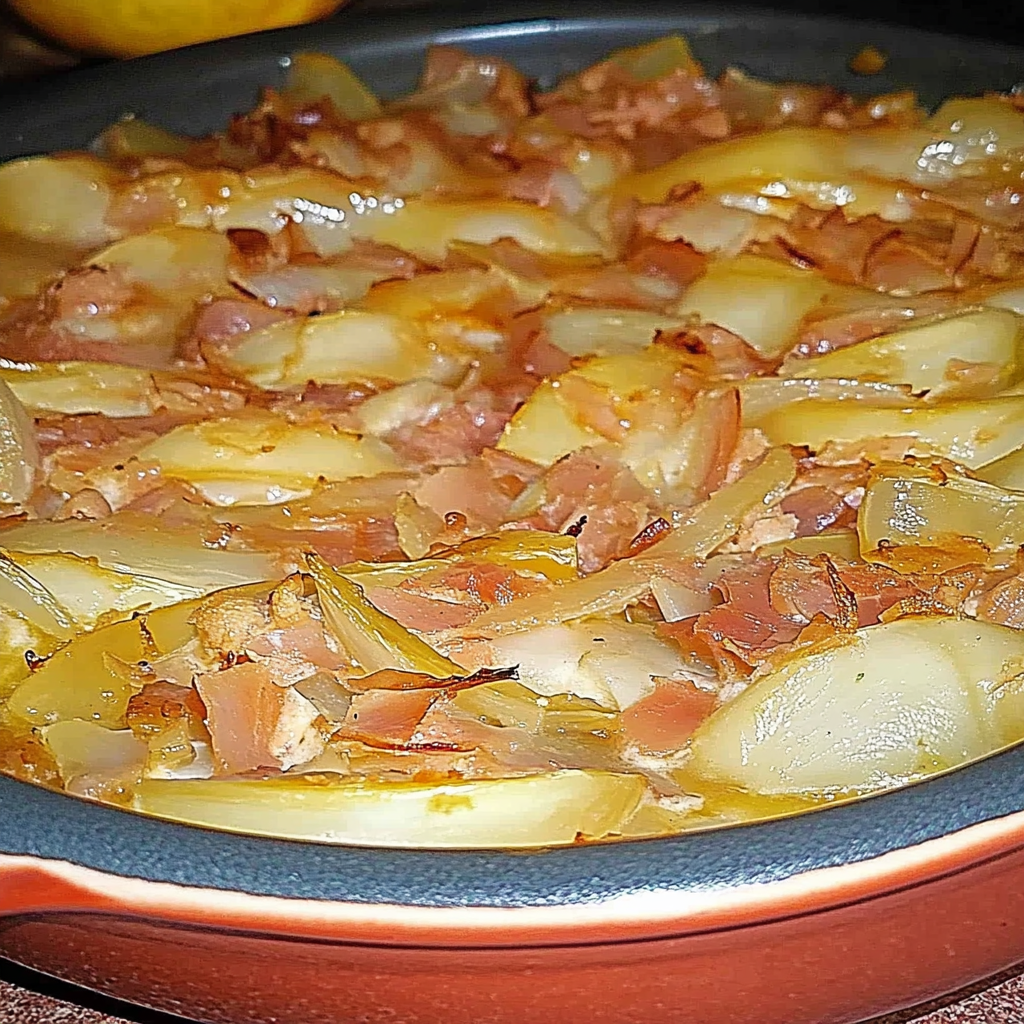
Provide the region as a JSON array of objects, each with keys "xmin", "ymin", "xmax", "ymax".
[
  {"xmin": 673, "ymin": 255, "xmax": 836, "ymax": 358},
  {"xmin": 0, "ymin": 361, "xmax": 175, "ymax": 417},
  {"xmin": 496, "ymin": 380, "xmax": 600, "ymax": 466},
  {"xmin": 545, "ymin": 308, "xmax": 688, "ymax": 358},
  {"xmin": 43, "ymin": 720, "xmax": 147, "ymax": 788},
  {"xmin": 756, "ymin": 529, "xmax": 861, "ymax": 561},
  {"xmin": 88, "ymin": 227, "xmax": 231, "ymax": 294},
  {"xmin": 133, "ymin": 769, "xmax": 646, "ymax": 847},
  {"xmin": 212, "ymin": 311, "xmax": 460, "ymax": 390},
  {"xmin": 0, "ymin": 156, "xmax": 120, "ymax": 248},
  {"xmin": 978, "ymin": 445, "xmax": 1024, "ymax": 491},
  {"xmin": 98, "ymin": 118, "xmax": 193, "ymax": 161},
  {"xmin": 845, "ymin": 98, "xmax": 1024, "ymax": 189},
  {"xmin": 0, "ymin": 233, "xmax": 80, "ymax": 305},
  {"xmin": 487, "ymin": 619, "xmax": 687, "ymax": 710},
  {"xmin": 0, "ymin": 378, "xmax": 39, "ymax": 505},
  {"xmin": 496, "ymin": 348, "xmax": 687, "ymax": 467},
  {"xmin": 5, "ymin": 598, "xmax": 201, "ymax": 728},
  {"xmin": 341, "ymin": 197, "xmax": 609, "ymax": 262},
  {"xmin": 690, "ymin": 617, "xmax": 1024, "ymax": 796},
  {"xmin": 283, "ymin": 52, "xmax": 382, "ymax": 121},
  {"xmin": 619, "ymin": 127, "xmax": 843, "ymax": 204},
  {"xmin": 146, "ymin": 165, "xmax": 608, "ymax": 260},
  {"xmin": 138, "ymin": 412, "xmax": 399, "ymax": 505}
]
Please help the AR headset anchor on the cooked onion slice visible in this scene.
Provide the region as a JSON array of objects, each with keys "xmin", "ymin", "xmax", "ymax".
[
  {"xmin": 737, "ymin": 377, "xmax": 913, "ymax": 424},
  {"xmin": 4, "ymin": 550, "xmax": 202, "ymax": 629},
  {"xmin": 859, "ymin": 463, "xmax": 1024, "ymax": 560},
  {"xmin": 307, "ymin": 554, "xmax": 464, "ymax": 678},
  {"xmin": 133, "ymin": 769, "xmax": 646, "ymax": 848},
  {"xmin": 341, "ymin": 530, "xmax": 579, "ymax": 588},
  {"xmin": 690, "ymin": 617, "xmax": 1024, "ymax": 795},
  {"xmin": 780, "ymin": 309, "xmax": 1024, "ymax": 401},
  {"xmin": 0, "ymin": 551, "xmax": 75, "ymax": 641},
  {"xmin": 0, "ymin": 515, "xmax": 279, "ymax": 590},
  {"xmin": 755, "ymin": 394, "xmax": 1024, "ymax": 468}
]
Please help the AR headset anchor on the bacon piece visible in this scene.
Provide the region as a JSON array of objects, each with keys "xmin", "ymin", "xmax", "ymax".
[
  {"xmin": 863, "ymin": 235, "xmax": 954, "ymax": 294},
  {"xmin": 519, "ymin": 449, "xmax": 652, "ymax": 573},
  {"xmin": 684, "ymin": 554, "xmax": 925, "ymax": 670},
  {"xmin": 246, "ymin": 621, "xmax": 347, "ymax": 674},
  {"xmin": 414, "ymin": 447, "xmax": 539, "ymax": 529},
  {"xmin": 780, "ymin": 485, "xmax": 857, "ymax": 537},
  {"xmin": 388, "ymin": 395, "xmax": 514, "ymax": 467},
  {"xmin": 126, "ymin": 680, "xmax": 209, "ymax": 741},
  {"xmin": 338, "ymin": 688, "xmax": 439, "ymax": 746},
  {"xmin": 187, "ymin": 297, "xmax": 290, "ymax": 363},
  {"xmin": 365, "ymin": 586, "xmax": 482, "ymax": 632},
  {"xmin": 662, "ymin": 323, "xmax": 776, "ymax": 378},
  {"xmin": 625, "ymin": 239, "xmax": 707, "ymax": 290},
  {"xmin": 696, "ymin": 559, "xmax": 803, "ymax": 659},
  {"xmin": 783, "ymin": 208, "xmax": 896, "ymax": 284},
  {"xmin": 622, "ymin": 678, "xmax": 718, "ymax": 754},
  {"xmin": 195, "ymin": 662, "xmax": 320, "ymax": 774}
]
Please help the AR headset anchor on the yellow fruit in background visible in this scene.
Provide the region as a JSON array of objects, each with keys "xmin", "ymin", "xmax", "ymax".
[{"xmin": 7, "ymin": 0, "xmax": 349, "ymax": 59}]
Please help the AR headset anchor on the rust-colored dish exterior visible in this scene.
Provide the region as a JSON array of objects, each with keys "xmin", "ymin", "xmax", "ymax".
[
  {"xmin": 4, "ymin": 5, "xmax": 1024, "ymax": 1022},
  {"xmin": 5, "ymin": 810, "xmax": 1024, "ymax": 1024}
]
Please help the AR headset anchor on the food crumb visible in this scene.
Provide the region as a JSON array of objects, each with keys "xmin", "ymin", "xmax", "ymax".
[{"xmin": 850, "ymin": 45, "xmax": 888, "ymax": 75}]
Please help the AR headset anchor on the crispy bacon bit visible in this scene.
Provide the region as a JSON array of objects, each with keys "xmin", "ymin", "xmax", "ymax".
[
  {"xmin": 344, "ymin": 665, "xmax": 518, "ymax": 694},
  {"xmin": 24, "ymin": 650, "xmax": 48, "ymax": 671},
  {"xmin": 628, "ymin": 517, "xmax": 671, "ymax": 556},
  {"xmin": 566, "ymin": 515, "xmax": 589, "ymax": 538}
]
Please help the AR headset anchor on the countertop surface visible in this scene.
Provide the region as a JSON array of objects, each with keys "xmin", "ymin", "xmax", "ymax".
[
  {"xmin": 4, "ymin": 955, "xmax": 1024, "ymax": 1023},
  {"xmin": 3, "ymin": 0, "xmax": 1024, "ymax": 1021}
]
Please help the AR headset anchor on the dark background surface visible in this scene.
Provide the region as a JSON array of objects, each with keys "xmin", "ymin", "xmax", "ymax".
[{"xmin": 3, "ymin": 0, "xmax": 1024, "ymax": 1020}]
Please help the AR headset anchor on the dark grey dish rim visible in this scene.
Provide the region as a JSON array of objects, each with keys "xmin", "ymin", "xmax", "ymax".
[{"xmin": 2, "ymin": 0, "xmax": 1024, "ymax": 915}]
